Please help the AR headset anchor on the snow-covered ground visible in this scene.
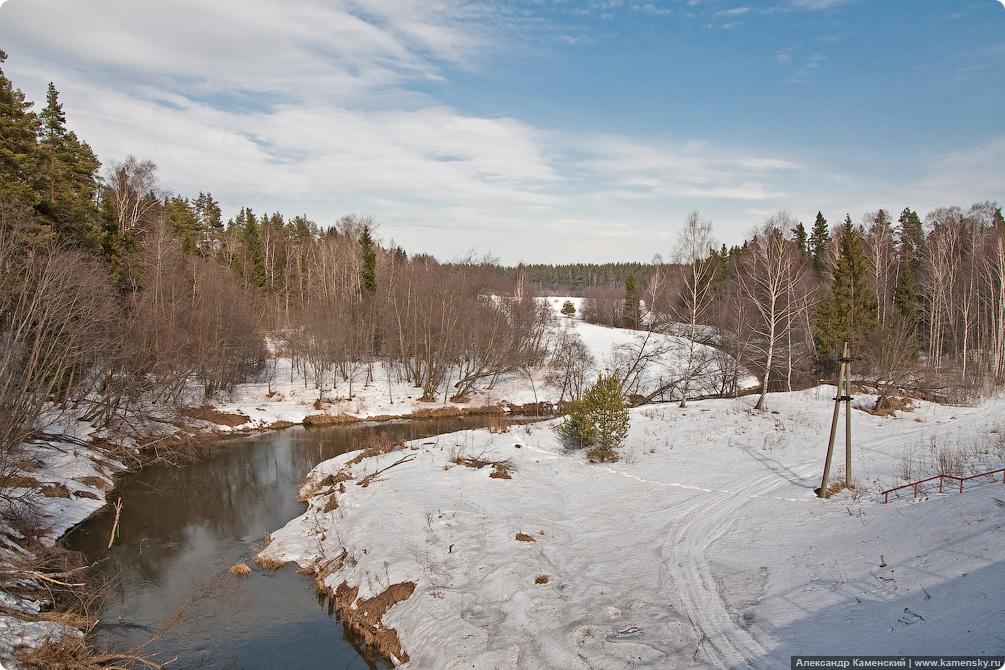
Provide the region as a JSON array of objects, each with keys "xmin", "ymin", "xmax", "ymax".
[
  {"xmin": 1, "ymin": 297, "xmax": 716, "ymax": 664},
  {"xmin": 259, "ymin": 388, "xmax": 1005, "ymax": 668},
  {"xmin": 210, "ymin": 297, "xmax": 751, "ymax": 429},
  {"xmin": 8, "ymin": 296, "xmax": 1003, "ymax": 667}
]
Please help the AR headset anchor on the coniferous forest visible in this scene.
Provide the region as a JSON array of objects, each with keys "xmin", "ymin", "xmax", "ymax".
[{"xmin": 3, "ymin": 47, "xmax": 1005, "ymax": 496}]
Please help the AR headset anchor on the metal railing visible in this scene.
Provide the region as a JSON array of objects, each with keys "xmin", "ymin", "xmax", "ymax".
[{"xmin": 881, "ymin": 468, "xmax": 1005, "ymax": 503}]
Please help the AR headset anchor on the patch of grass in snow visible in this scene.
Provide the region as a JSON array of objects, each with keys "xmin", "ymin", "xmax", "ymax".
[
  {"xmin": 254, "ymin": 553, "xmax": 287, "ymax": 571},
  {"xmin": 897, "ymin": 429, "xmax": 1005, "ymax": 483}
]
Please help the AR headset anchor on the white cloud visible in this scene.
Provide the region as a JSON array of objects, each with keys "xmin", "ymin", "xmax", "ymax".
[
  {"xmin": 910, "ymin": 135, "xmax": 1005, "ymax": 211},
  {"xmin": 787, "ymin": 0, "xmax": 858, "ymax": 9},
  {"xmin": 576, "ymin": 136, "xmax": 799, "ymax": 202},
  {"xmin": 0, "ymin": 0, "xmax": 998, "ymax": 265},
  {"xmin": 712, "ymin": 7, "xmax": 751, "ymax": 17}
]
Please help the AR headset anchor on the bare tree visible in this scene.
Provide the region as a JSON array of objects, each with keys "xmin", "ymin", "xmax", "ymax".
[
  {"xmin": 736, "ymin": 213, "xmax": 807, "ymax": 410},
  {"xmin": 0, "ymin": 223, "xmax": 119, "ymax": 504},
  {"xmin": 863, "ymin": 210, "xmax": 897, "ymax": 326},
  {"xmin": 671, "ymin": 210, "xmax": 716, "ymax": 407},
  {"xmin": 545, "ymin": 326, "xmax": 595, "ymax": 402},
  {"xmin": 104, "ymin": 155, "xmax": 160, "ymax": 237}
]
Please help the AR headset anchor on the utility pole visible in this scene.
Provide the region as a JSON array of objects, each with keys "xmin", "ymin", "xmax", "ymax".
[{"xmin": 818, "ymin": 341, "xmax": 853, "ymax": 498}]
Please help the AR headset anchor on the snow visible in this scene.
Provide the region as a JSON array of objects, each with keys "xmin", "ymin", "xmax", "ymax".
[
  {"xmin": 7, "ymin": 296, "xmax": 1005, "ymax": 667},
  {"xmin": 260, "ymin": 391, "xmax": 1005, "ymax": 666},
  {"xmin": 208, "ymin": 297, "xmax": 753, "ymax": 431}
]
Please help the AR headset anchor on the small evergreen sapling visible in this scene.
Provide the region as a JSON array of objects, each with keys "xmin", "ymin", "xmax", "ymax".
[
  {"xmin": 556, "ymin": 373, "xmax": 629, "ymax": 462},
  {"xmin": 560, "ymin": 299, "xmax": 576, "ymax": 317}
]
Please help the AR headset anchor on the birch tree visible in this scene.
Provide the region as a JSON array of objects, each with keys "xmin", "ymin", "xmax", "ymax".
[
  {"xmin": 737, "ymin": 213, "xmax": 806, "ymax": 410},
  {"xmin": 672, "ymin": 210, "xmax": 716, "ymax": 407}
]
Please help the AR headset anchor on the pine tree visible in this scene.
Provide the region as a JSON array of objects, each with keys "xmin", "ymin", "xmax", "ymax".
[
  {"xmin": 35, "ymin": 83, "xmax": 101, "ymax": 246},
  {"xmin": 557, "ymin": 373, "xmax": 629, "ymax": 461},
  {"xmin": 0, "ymin": 50, "xmax": 40, "ymax": 208},
  {"xmin": 584, "ymin": 373, "xmax": 629, "ymax": 461},
  {"xmin": 560, "ymin": 299, "xmax": 576, "ymax": 317},
  {"xmin": 897, "ymin": 207, "xmax": 924, "ymax": 269},
  {"xmin": 809, "ymin": 211, "xmax": 830, "ymax": 273},
  {"xmin": 195, "ymin": 192, "xmax": 223, "ymax": 232},
  {"xmin": 814, "ymin": 216, "xmax": 879, "ymax": 371},
  {"xmin": 163, "ymin": 195, "xmax": 201, "ymax": 255}
]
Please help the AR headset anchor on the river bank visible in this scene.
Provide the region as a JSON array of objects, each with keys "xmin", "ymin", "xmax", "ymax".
[
  {"xmin": 259, "ymin": 388, "xmax": 1005, "ymax": 669},
  {"xmin": 0, "ymin": 301, "xmax": 734, "ymax": 667},
  {"xmin": 0, "ymin": 363, "xmax": 549, "ymax": 668}
]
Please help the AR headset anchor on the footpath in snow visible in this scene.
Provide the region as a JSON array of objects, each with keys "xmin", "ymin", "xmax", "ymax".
[{"xmin": 259, "ymin": 387, "xmax": 1005, "ymax": 669}]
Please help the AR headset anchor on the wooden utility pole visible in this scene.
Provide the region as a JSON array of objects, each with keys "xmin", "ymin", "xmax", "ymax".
[{"xmin": 818, "ymin": 341, "xmax": 853, "ymax": 498}]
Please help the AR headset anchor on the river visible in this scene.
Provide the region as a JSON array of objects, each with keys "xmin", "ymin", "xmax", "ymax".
[{"xmin": 65, "ymin": 417, "xmax": 500, "ymax": 669}]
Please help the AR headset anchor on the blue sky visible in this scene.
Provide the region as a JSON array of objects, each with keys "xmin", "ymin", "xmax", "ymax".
[{"xmin": 0, "ymin": 0, "xmax": 1002, "ymax": 264}]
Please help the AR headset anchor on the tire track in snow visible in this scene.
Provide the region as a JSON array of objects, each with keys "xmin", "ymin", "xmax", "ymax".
[{"xmin": 662, "ymin": 473, "xmax": 781, "ymax": 670}]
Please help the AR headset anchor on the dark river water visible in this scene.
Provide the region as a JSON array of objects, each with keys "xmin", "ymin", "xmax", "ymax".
[{"xmin": 65, "ymin": 418, "xmax": 497, "ymax": 670}]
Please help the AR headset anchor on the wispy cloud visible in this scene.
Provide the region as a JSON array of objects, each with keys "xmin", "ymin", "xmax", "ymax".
[
  {"xmin": 712, "ymin": 7, "xmax": 751, "ymax": 17},
  {"xmin": 577, "ymin": 137, "xmax": 799, "ymax": 202},
  {"xmin": 784, "ymin": 53, "xmax": 825, "ymax": 83},
  {"xmin": 787, "ymin": 0, "xmax": 858, "ymax": 10}
]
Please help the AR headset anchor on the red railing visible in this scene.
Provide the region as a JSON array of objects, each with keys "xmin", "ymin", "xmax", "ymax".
[{"xmin": 882, "ymin": 468, "xmax": 1005, "ymax": 503}]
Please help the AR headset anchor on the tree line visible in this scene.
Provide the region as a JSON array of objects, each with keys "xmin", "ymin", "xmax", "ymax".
[
  {"xmin": 0, "ymin": 54, "xmax": 552, "ymax": 508},
  {"xmin": 578, "ymin": 204, "xmax": 1005, "ymax": 410}
]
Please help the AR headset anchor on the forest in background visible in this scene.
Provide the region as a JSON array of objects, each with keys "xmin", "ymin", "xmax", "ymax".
[{"xmin": 3, "ymin": 48, "xmax": 1005, "ymax": 501}]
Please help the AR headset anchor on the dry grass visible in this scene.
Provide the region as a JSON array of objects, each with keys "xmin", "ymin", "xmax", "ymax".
[
  {"xmin": 535, "ymin": 575, "xmax": 549, "ymax": 584},
  {"xmin": 254, "ymin": 553, "xmax": 287, "ymax": 571},
  {"xmin": 74, "ymin": 476, "xmax": 112, "ymax": 491},
  {"xmin": 866, "ymin": 396, "xmax": 916, "ymax": 416},
  {"xmin": 515, "ymin": 532, "xmax": 536, "ymax": 542},
  {"xmin": 450, "ymin": 454, "xmax": 515, "ymax": 480},
  {"xmin": 302, "ymin": 413, "xmax": 357, "ymax": 426},
  {"xmin": 1, "ymin": 474, "xmax": 42, "ymax": 489},
  {"xmin": 333, "ymin": 580, "xmax": 415, "ymax": 663},
  {"xmin": 180, "ymin": 407, "xmax": 250, "ymax": 427},
  {"xmin": 409, "ymin": 406, "xmax": 462, "ymax": 419},
  {"xmin": 485, "ymin": 415, "xmax": 510, "ymax": 434},
  {"xmin": 825, "ymin": 481, "xmax": 855, "ymax": 497},
  {"xmin": 228, "ymin": 563, "xmax": 252, "ymax": 577},
  {"xmin": 40, "ymin": 482, "xmax": 71, "ymax": 498}
]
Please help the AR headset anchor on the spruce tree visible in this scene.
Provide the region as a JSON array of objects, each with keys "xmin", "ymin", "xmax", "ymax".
[
  {"xmin": 893, "ymin": 207, "xmax": 924, "ymax": 322},
  {"xmin": 623, "ymin": 272, "xmax": 639, "ymax": 328},
  {"xmin": 359, "ymin": 225, "xmax": 377, "ymax": 296},
  {"xmin": 814, "ymin": 216, "xmax": 879, "ymax": 371},
  {"xmin": 809, "ymin": 211, "xmax": 830, "ymax": 273},
  {"xmin": 792, "ymin": 221, "xmax": 808, "ymax": 260}
]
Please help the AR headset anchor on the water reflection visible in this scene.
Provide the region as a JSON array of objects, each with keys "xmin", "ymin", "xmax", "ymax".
[{"xmin": 66, "ymin": 418, "xmax": 489, "ymax": 670}]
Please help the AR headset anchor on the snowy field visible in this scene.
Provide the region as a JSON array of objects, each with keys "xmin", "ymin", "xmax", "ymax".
[{"xmin": 260, "ymin": 388, "xmax": 1005, "ymax": 669}]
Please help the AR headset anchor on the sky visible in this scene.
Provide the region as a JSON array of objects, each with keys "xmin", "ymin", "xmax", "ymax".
[{"xmin": 0, "ymin": 0, "xmax": 1003, "ymax": 264}]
